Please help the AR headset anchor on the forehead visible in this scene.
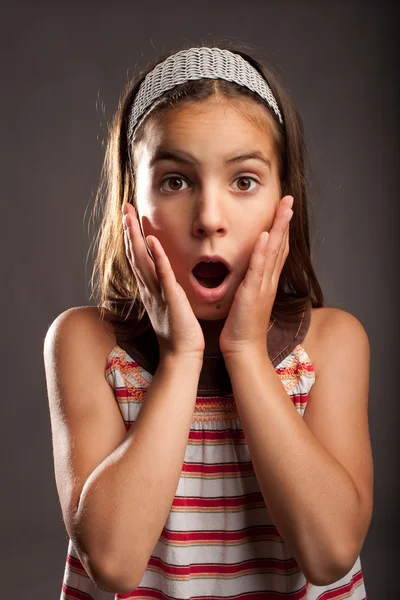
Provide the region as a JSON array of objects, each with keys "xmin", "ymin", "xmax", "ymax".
[{"xmin": 136, "ymin": 98, "xmax": 276, "ymax": 164}]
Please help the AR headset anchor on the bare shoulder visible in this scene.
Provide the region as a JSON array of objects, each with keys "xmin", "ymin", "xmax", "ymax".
[
  {"xmin": 303, "ymin": 307, "xmax": 370, "ymax": 375},
  {"xmin": 44, "ymin": 305, "xmax": 117, "ymax": 361}
]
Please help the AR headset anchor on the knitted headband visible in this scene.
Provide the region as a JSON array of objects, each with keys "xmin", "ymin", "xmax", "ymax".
[{"xmin": 127, "ymin": 46, "xmax": 284, "ymax": 144}]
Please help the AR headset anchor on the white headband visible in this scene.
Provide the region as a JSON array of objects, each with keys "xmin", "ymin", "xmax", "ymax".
[{"xmin": 127, "ymin": 46, "xmax": 284, "ymax": 143}]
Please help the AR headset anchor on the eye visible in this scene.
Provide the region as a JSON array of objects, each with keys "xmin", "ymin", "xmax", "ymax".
[
  {"xmin": 160, "ymin": 176, "xmax": 189, "ymax": 193},
  {"xmin": 159, "ymin": 174, "xmax": 260, "ymax": 194},
  {"xmin": 232, "ymin": 176, "xmax": 259, "ymax": 193}
]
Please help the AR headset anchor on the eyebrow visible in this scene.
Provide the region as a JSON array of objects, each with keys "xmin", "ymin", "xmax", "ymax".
[{"xmin": 149, "ymin": 148, "xmax": 272, "ymax": 170}]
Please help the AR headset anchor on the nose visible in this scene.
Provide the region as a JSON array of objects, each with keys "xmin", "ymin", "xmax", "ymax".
[{"xmin": 191, "ymin": 184, "xmax": 228, "ymax": 238}]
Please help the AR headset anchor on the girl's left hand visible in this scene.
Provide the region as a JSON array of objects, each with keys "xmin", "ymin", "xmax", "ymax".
[{"xmin": 219, "ymin": 195, "xmax": 294, "ymax": 358}]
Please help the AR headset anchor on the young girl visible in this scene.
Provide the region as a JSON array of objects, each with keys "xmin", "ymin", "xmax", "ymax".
[{"xmin": 44, "ymin": 42, "xmax": 373, "ymax": 599}]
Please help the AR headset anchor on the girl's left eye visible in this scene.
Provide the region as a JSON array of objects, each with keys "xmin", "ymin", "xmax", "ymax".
[
  {"xmin": 232, "ymin": 176, "xmax": 259, "ymax": 192},
  {"xmin": 159, "ymin": 175, "xmax": 260, "ymax": 194}
]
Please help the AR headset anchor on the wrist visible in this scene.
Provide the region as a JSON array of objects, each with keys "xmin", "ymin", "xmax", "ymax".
[
  {"xmin": 159, "ymin": 350, "xmax": 204, "ymax": 370},
  {"xmin": 222, "ymin": 343, "xmax": 269, "ymax": 366}
]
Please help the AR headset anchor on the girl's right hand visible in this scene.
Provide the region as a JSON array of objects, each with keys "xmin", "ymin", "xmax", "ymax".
[{"xmin": 122, "ymin": 203, "xmax": 205, "ymax": 362}]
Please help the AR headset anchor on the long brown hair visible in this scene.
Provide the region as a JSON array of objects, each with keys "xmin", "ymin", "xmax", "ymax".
[{"xmin": 88, "ymin": 39, "xmax": 324, "ymax": 334}]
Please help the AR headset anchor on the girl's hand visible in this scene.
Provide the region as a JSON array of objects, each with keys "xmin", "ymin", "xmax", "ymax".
[
  {"xmin": 219, "ymin": 195, "xmax": 294, "ymax": 358},
  {"xmin": 122, "ymin": 203, "xmax": 205, "ymax": 361}
]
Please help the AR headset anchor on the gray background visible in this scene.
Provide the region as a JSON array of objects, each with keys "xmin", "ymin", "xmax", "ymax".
[{"xmin": 1, "ymin": 0, "xmax": 398, "ymax": 597}]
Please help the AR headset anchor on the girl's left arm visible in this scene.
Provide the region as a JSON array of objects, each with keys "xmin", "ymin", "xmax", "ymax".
[{"xmin": 223, "ymin": 309, "xmax": 373, "ymax": 587}]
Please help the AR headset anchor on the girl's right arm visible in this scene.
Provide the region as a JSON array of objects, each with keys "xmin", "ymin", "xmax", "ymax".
[
  {"xmin": 44, "ymin": 202, "xmax": 206, "ymax": 592},
  {"xmin": 44, "ymin": 308, "xmax": 203, "ymax": 594}
]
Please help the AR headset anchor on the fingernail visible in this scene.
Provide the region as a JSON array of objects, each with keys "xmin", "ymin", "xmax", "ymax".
[{"xmin": 122, "ymin": 203, "xmax": 128, "ymax": 215}]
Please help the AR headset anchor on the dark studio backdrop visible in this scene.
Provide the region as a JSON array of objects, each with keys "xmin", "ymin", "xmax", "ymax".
[{"xmin": 1, "ymin": 0, "xmax": 399, "ymax": 597}]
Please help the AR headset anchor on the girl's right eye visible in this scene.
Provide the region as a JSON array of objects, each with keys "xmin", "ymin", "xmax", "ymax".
[{"xmin": 160, "ymin": 176, "xmax": 189, "ymax": 194}]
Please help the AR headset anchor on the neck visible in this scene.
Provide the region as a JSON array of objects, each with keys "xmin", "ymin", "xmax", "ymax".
[{"xmin": 197, "ymin": 317, "xmax": 226, "ymax": 356}]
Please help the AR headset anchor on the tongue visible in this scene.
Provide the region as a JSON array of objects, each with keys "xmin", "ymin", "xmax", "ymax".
[{"xmin": 193, "ymin": 261, "xmax": 227, "ymax": 278}]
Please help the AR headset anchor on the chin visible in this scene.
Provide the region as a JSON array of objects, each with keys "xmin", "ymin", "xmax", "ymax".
[{"xmin": 190, "ymin": 298, "xmax": 231, "ymax": 320}]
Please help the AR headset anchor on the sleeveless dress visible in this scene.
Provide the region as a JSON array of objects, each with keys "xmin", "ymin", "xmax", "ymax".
[{"xmin": 59, "ymin": 300, "xmax": 367, "ymax": 599}]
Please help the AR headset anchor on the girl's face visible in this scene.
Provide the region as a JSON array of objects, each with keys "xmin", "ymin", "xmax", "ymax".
[{"xmin": 133, "ymin": 98, "xmax": 282, "ymax": 320}]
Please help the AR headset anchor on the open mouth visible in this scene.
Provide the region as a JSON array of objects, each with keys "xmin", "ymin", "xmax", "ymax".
[{"xmin": 192, "ymin": 261, "xmax": 230, "ymax": 288}]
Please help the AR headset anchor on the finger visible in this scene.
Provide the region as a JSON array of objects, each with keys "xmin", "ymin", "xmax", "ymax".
[
  {"xmin": 273, "ymin": 211, "xmax": 292, "ymax": 279},
  {"xmin": 146, "ymin": 235, "xmax": 181, "ymax": 303},
  {"xmin": 123, "ymin": 225, "xmax": 160, "ymax": 306},
  {"xmin": 242, "ymin": 230, "xmax": 269, "ymax": 291},
  {"xmin": 123, "ymin": 215, "xmax": 147, "ymax": 287},
  {"xmin": 264, "ymin": 201, "xmax": 293, "ymax": 278},
  {"xmin": 123, "ymin": 226, "xmax": 146, "ymax": 287},
  {"xmin": 279, "ymin": 195, "xmax": 294, "ymax": 213},
  {"xmin": 123, "ymin": 209, "xmax": 161, "ymax": 299},
  {"xmin": 272, "ymin": 220, "xmax": 290, "ymax": 284}
]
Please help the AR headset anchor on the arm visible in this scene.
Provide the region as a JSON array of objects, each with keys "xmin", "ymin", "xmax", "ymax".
[
  {"xmin": 75, "ymin": 352, "xmax": 202, "ymax": 593},
  {"xmin": 223, "ymin": 310, "xmax": 373, "ymax": 586}
]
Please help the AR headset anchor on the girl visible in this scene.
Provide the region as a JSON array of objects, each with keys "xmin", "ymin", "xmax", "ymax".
[{"xmin": 44, "ymin": 42, "xmax": 373, "ymax": 599}]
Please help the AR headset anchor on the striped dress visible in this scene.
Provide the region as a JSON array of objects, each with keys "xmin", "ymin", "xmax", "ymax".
[{"xmin": 60, "ymin": 302, "xmax": 367, "ymax": 599}]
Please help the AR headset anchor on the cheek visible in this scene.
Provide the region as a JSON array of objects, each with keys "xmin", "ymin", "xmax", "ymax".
[
  {"xmin": 138, "ymin": 204, "xmax": 172, "ymax": 239},
  {"xmin": 238, "ymin": 208, "xmax": 275, "ymax": 242},
  {"xmin": 139, "ymin": 214, "xmax": 160, "ymax": 238},
  {"xmin": 139, "ymin": 213, "xmax": 185, "ymax": 267},
  {"xmin": 263, "ymin": 206, "xmax": 279, "ymax": 235},
  {"xmin": 243, "ymin": 196, "xmax": 276, "ymax": 224},
  {"xmin": 234, "ymin": 207, "xmax": 276, "ymax": 266},
  {"xmin": 140, "ymin": 201, "xmax": 189, "ymax": 238}
]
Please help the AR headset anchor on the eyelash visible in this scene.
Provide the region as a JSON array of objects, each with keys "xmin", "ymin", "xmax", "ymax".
[{"xmin": 159, "ymin": 175, "xmax": 261, "ymax": 195}]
